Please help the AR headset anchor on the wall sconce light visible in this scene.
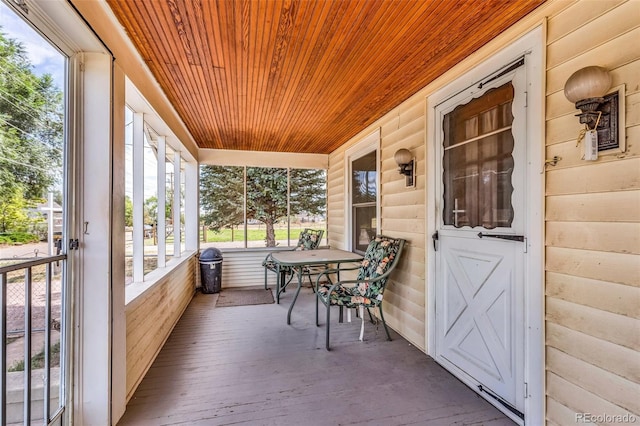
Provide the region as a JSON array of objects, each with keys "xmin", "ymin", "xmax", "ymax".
[
  {"xmin": 564, "ymin": 65, "xmax": 620, "ymax": 159},
  {"xmin": 394, "ymin": 148, "xmax": 415, "ymax": 187}
]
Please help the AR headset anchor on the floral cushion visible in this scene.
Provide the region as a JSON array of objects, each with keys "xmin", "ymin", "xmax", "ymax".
[
  {"xmin": 318, "ymin": 235, "xmax": 402, "ymax": 307},
  {"xmin": 296, "ymin": 228, "xmax": 323, "ymax": 250},
  {"xmin": 317, "ymin": 284, "xmax": 381, "ymax": 307}
]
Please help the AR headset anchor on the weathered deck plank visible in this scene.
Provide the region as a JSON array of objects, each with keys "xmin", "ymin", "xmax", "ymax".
[{"xmin": 118, "ymin": 287, "xmax": 514, "ymax": 425}]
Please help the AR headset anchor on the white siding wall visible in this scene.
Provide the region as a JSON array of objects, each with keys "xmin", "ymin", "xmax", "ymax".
[
  {"xmin": 219, "ymin": 250, "xmax": 276, "ymax": 289},
  {"xmin": 544, "ymin": 0, "xmax": 640, "ymax": 422}
]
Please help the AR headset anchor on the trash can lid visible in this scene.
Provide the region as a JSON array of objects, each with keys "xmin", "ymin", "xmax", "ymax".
[{"xmin": 200, "ymin": 247, "xmax": 223, "ymax": 262}]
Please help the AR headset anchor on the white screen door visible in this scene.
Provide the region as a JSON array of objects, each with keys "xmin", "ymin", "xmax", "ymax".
[{"xmin": 434, "ymin": 60, "xmax": 527, "ymax": 422}]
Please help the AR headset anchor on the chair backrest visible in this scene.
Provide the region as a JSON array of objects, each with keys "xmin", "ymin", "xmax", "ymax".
[
  {"xmin": 295, "ymin": 228, "xmax": 324, "ymax": 250},
  {"xmin": 355, "ymin": 235, "xmax": 405, "ymax": 301}
]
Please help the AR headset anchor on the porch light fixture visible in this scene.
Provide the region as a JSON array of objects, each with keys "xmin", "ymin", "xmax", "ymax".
[
  {"xmin": 394, "ymin": 148, "xmax": 415, "ymax": 187},
  {"xmin": 564, "ymin": 65, "xmax": 620, "ymax": 158}
]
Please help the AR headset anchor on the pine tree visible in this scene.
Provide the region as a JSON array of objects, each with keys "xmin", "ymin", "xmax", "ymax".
[{"xmin": 200, "ymin": 166, "xmax": 326, "ymax": 246}]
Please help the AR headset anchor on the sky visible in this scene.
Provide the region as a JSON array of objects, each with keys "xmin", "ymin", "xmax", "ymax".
[{"xmin": 0, "ymin": 1, "xmax": 65, "ymax": 90}]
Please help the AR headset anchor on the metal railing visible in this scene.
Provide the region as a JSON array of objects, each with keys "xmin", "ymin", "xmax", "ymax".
[{"xmin": 1, "ymin": 254, "xmax": 66, "ymax": 426}]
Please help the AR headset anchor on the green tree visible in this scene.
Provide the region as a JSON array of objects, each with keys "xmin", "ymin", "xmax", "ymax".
[
  {"xmin": 289, "ymin": 168, "xmax": 327, "ymax": 219},
  {"xmin": 124, "ymin": 196, "xmax": 133, "ymax": 227},
  {"xmin": 0, "ymin": 185, "xmax": 35, "ymax": 233},
  {"xmin": 144, "ymin": 196, "xmax": 157, "ymax": 225},
  {"xmin": 200, "ymin": 166, "xmax": 326, "ymax": 247},
  {"xmin": 246, "ymin": 167, "xmax": 289, "ymax": 246},
  {"xmin": 199, "ymin": 165, "xmax": 244, "ymax": 232},
  {"xmin": 0, "ymin": 29, "xmax": 63, "ymax": 232},
  {"xmin": 125, "ymin": 193, "xmax": 176, "ymax": 236}
]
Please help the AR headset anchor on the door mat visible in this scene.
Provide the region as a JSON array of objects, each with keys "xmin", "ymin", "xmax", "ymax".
[{"xmin": 215, "ymin": 288, "xmax": 275, "ymax": 307}]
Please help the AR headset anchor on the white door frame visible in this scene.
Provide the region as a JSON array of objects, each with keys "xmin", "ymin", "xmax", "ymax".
[{"xmin": 426, "ymin": 27, "xmax": 544, "ymax": 425}]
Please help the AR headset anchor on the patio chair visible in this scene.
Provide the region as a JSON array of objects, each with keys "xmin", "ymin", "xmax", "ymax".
[
  {"xmin": 262, "ymin": 228, "xmax": 324, "ymax": 299},
  {"xmin": 315, "ymin": 235, "xmax": 406, "ymax": 350}
]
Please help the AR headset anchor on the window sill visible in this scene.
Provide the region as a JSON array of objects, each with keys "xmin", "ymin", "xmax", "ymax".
[
  {"xmin": 125, "ymin": 250, "xmax": 198, "ymax": 305},
  {"xmin": 213, "ymin": 245, "xmax": 330, "ymax": 254}
]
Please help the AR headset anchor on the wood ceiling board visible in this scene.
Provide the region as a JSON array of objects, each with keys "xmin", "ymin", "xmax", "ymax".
[{"xmin": 106, "ymin": 0, "xmax": 545, "ymax": 154}]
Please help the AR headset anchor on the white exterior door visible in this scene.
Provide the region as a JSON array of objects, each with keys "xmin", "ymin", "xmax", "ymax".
[{"xmin": 434, "ymin": 61, "xmax": 527, "ymax": 422}]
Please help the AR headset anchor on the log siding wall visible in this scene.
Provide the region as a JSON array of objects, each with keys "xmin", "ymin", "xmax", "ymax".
[
  {"xmin": 544, "ymin": 0, "xmax": 640, "ymax": 423},
  {"xmin": 125, "ymin": 256, "xmax": 197, "ymax": 400},
  {"xmin": 327, "ymin": 0, "xmax": 639, "ymax": 421}
]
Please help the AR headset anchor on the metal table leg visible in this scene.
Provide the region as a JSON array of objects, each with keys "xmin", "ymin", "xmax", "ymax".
[
  {"xmin": 287, "ymin": 266, "xmax": 304, "ymax": 325},
  {"xmin": 276, "ymin": 264, "xmax": 281, "ymax": 304}
]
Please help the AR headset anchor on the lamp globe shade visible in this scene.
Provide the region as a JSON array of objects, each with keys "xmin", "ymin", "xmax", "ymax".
[
  {"xmin": 564, "ymin": 66, "xmax": 612, "ymax": 103},
  {"xmin": 394, "ymin": 148, "xmax": 412, "ymax": 165}
]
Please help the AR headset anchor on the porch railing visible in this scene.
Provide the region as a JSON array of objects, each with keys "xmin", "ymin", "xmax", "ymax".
[{"xmin": 1, "ymin": 254, "xmax": 66, "ymax": 426}]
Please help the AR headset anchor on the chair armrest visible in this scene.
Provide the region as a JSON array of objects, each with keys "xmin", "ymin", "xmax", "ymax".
[
  {"xmin": 313, "ymin": 261, "xmax": 362, "ymax": 287},
  {"xmin": 312, "ymin": 265, "xmax": 348, "ymax": 281},
  {"xmin": 312, "ymin": 264, "xmax": 359, "ymax": 274}
]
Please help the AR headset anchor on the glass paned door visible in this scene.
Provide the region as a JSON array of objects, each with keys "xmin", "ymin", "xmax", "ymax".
[
  {"xmin": 435, "ymin": 65, "xmax": 527, "ymax": 421},
  {"xmin": 443, "ymin": 82, "xmax": 515, "ymax": 229},
  {"xmin": 0, "ymin": 2, "xmax": 68, "ymax": 423}
]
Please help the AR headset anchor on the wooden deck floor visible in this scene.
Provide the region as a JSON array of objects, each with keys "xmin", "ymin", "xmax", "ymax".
[{"xmin": 118, "ymin": 287, "xmax": 515, "ymax": 425}]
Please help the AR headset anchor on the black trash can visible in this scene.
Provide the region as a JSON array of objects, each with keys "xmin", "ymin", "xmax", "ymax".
[{"xmin": 199, "ymin": 248, "xmax": 223, "ymax": 294}]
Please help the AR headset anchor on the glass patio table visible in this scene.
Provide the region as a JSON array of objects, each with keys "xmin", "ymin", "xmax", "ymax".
[{"xmin": 270, "ymin": 248, "xmax": 364, "ymax": 324}]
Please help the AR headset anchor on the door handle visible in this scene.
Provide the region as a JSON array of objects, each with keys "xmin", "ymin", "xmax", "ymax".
[
  {"xmin": 477, "ymin": 232, "xmax": 524, "ymax": 242},
  {"xmin": 432, "ymin": 231, "xmax": 439, "ymax": 251}
]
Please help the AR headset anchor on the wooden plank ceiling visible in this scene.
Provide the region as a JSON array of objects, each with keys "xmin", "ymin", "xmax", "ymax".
[{"xmin": 106, "ymin": 0, "xmax": 545, "ymax": 154}]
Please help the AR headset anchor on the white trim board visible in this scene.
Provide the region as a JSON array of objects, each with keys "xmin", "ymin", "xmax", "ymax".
[{"xmin": 199, "ymin": 148, "xmax": 328, "ymax": 169}]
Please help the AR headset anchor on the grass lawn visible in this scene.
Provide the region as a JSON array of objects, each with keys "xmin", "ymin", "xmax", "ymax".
[
  {"xmin": 201, "ymin": 225, "xmax": 324, "ymax": 243},
  {"xmin": 135, "ymin": 224, "xmax": 326, "ymax": 246}
]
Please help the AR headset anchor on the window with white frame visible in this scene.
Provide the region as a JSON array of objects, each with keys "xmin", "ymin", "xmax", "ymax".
[
  {"xmin": 180, "ymin": 156, "xmax": 186, "ymax": 253},
  {"xmin": 124, "ymin": 107, "xmax": 134, "ymax": 283},
  {"xmin": 164, "ymin": 144, "xmax": 175, "ymax": 260},
  {"xmin": 124, "ymin": 91, "xmax": 194, "ymax": 285},
  {"xmin": 199, "ymin": 165, "xmax": 327, "ymax": 249},
  {"xmin": 345, "ymin": 130, "xmax": 380, "ymax": 254}
]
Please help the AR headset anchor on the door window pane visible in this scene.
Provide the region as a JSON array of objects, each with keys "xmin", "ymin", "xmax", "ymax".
[{"xmin": 443, "ymin": 83, "xmax": 515, "ymax": 229}]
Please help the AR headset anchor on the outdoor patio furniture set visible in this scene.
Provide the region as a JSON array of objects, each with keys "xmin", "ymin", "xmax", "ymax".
[{"xmin": 263, "ymin": 228, "xmax": 406, "ymax": 350}]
